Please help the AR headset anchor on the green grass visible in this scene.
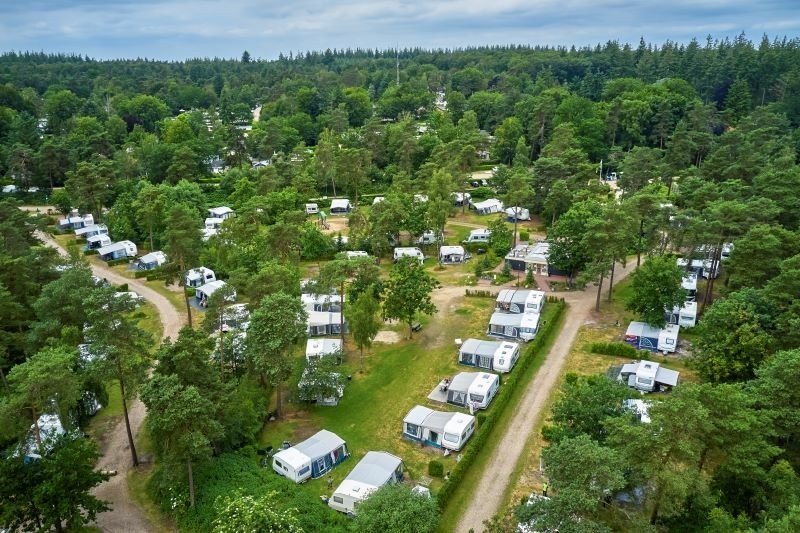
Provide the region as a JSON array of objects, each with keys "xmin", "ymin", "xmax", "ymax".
[
  {"xmin": 437, "ymin": 304, "xmax": 565, "ymax": 532},
  {"xmin": 128, "ymin": 425, "xmax": 175, "ymax": 533},
  {"xmin": 85, "ymin": 380, "xmax": 124, "ymax": 443},
  {"xmin": 260, "ymin": 295, "xmax": 496, "ymax": 501}
]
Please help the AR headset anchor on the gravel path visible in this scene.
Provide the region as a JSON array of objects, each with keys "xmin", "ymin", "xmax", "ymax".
[
  {"xmin": 37, "ymin": 231, "xmax": 185, "ymax": 532},
  {"xmin": 455, "ymin": 262, "xmax": 639, "ymax": 533}
]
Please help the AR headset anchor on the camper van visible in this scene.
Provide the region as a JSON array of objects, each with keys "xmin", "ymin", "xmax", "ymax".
[
  {"xmin": 272, "ymin": 430, "xmax": 349, "ymax": 483},
  {"xmin": 328, "ymin": 452, "xmax": 404, "ymax": 514},
  {"xmin": 402, "ymin": 405, "xmax": 476, "ymax": 451},
  {"xmin": 464, "ymin": 228, "xmax": 492, "ymax": 243}
]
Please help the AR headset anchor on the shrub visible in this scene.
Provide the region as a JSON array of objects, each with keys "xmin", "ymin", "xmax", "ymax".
[
  {"xmin": 117, "ymin": 283, "xmax": 129, "ymax": 292},
  {"xmin": 83, "ymin": 249, "xmax": 97, "ymax": 256},
  {"xmin": 186, "ymin": 287, "xmax": 196, "ymax": 298},
  {"xmin": 465, "ymin": 289, "xmax": 494, "ymax": 298},
  {"xmin": 519, "ymin": 230, "xmax": 530, "ymax": 242},
  {"xmin": 588, "ymin": 342, "xmax": 637, "ymax": 357},
  {"xmin": 428, "ymin": 460, "xmax": 444, "ymax": 478},
  {"xmin": 105, "ymin": 258, "xmax": 129, "ymax": 267}
]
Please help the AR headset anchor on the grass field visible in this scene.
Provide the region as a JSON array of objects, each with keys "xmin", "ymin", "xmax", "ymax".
[{"xmin": 259, "ymin": 293, "xmax": 504, "ymax": 503}]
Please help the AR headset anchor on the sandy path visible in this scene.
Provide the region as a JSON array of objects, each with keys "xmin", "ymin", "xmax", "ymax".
[
  {"xmin": 456, "ymin": 261, "xmax": 639, "ymax": 533},
  {"xmin": 37, "ymin": 231, "xmax": 185, "ymax": 532}
]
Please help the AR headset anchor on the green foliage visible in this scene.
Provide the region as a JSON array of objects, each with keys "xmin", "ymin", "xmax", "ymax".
[
  {"xmin": 0, "ymin": 433, "xmax": 110, "ymax": 532},
  {"xmin": 488, "ymin": 218, "xmax": 513, "ymax": 256},
  {"xmin": 626, "ymin": 254, "xmax": 685, "ymax": 326},
  {"xmin": 518, "ymin": 229, "xmax": 530, "ymax": 242},
  {"xmin": 213, "ymin": 491, "xmax": 303, "ymax": 532},
  {"xmin": 150, "ymin": 452, "xmax": 348, "ymax": 532},
  {"xmin": 382, "ymin": 257, "xmax": 441, "ymax": 337},
  {"xmin": 428, "ymin": 460, "xmax": 444, "ymax": 478},
  {"xmin": 588, "ymin": 341, "xmax": 638, "ymax": 357},
  {"xmin": 352, "ymin": 483, "xmax": 441, "ymax": 533}
]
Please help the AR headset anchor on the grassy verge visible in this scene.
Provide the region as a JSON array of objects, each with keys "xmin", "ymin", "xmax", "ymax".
[
  {"xmin": 128, "ymin": 426, "xmax": 175, "ymax": 533},
  {"xmin": 437, "ymin": 302, "xmax": 566, "ymax": 532}
]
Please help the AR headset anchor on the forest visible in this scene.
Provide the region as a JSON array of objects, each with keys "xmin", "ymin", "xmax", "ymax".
[{"xmin": 1, "ymin": 33, "xmax": 800, "ymax": 532}]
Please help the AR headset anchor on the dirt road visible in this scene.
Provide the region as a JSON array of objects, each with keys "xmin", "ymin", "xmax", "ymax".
[
  {"xmin": 456, "ymin": 262, "xmax": 639, "ymax": 533},
  {"xmin": 37, "ymin": 231, "xmax": 185, "ymax": 532}
]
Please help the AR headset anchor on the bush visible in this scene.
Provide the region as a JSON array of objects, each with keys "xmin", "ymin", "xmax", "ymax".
[
  {"xmin": 117, "ymin": 283, "xmax": 129, "ymax": 291},
  {"xmin": 469, "ymin": 186, "xmax": 494, "ymax": 200},
  {"xmin": 465, "ymin": 289, "xmax": 494, "ymax": 298},
  {"xmin": 428, "ymin": 460, "xmax": 444, "ymax": 478},
  {"xmin": 186, "ymin": 287, "xmax": 196, "ymax": 298},
  {"xmin": 82, "ymin": 249, "xmax": 97, "ymax": 256},
  {"xmin": 436, "ymin": 300, "xmax": 566, "ymax": 509},
  {"xmin": 588, "ymin": 342, "xmax": 637, "ymax": 357},
  {"xmin": 518, "ymin": 230, "xmax": 530, "ymax": 242},
  {"xmin": 105, "ymin": 258, "xmax": 129, "ymax": 267}
]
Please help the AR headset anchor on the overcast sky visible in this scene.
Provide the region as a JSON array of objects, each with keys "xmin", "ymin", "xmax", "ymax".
[{"xmin": 1, "ymin": 0, "xmax": 798, "ymax": 61}]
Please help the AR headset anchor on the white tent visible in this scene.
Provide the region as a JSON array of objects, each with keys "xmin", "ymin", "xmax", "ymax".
[
  {"xmin": 306, "ymin": 338, "xmax": 343, "ymax": 361},
  {"xmin": 488, "ymin": 311, "xmax": 540, "ymax": 342},
  {"xmin": 330, "ymin": 199, "xmax": 352, "ymax": 214},
  {"xmin": 439, "ymin": 245, "xmax": 466, "ymax": 264}
]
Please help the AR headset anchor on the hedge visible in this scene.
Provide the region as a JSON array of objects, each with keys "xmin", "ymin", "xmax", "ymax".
[
  {"xmin": 83, "ymin": 249, "xmax": 97, "ymax": 256},
  {"xmin": 428, "ymin": 460, "xmax": 444, "ymax": 478},
  {"xmin": 588, "ymin": 341, "xmax": 638, "ymax": 357},
  {"xmin": 465, "ymin": 289, "xmax": 496, "ymax": 298},
  {"xmin": 436, "ymin": 299, "xmax": 566, "ymax": 508},
  {"xmin": 104, "ymin": 258, "xmax": 129, "ymax": 267}
]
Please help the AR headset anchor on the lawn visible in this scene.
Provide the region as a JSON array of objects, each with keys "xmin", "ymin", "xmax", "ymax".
[{"xmin": 259, "ymin": 293, "xmax": 499, "ymax": 503}]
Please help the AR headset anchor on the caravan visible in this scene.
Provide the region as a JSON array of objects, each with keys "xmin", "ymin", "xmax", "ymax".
[
  {"xmin": 445, "ymin": 372, "xmax": 500, "ymax": 410},
  {"xmin": 272, "ymin": 430, "xmax": 349, "ymax": 483},
  {"xmin": 495, "ymin": 289, "xmax": 545, "ymax": 314},
  {"xmin": 402, "ymin": 405, "xmax": 476, "ymax": 451},
  {"xmin": 458, "ymin": 338, "xmax": 521, "ymax": 373},
  {"xmin": 328, "ymin": 452, "xmax": 404, "ymax": 514},
  {"xmin": 488, "ymin": 311, "xmax": 540, "ymax": 342}
]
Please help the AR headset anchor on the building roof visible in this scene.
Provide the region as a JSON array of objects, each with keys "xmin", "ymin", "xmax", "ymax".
[
  {"xmin": 294, "ymin": 429, "xmax": 346, "ymax": 459},
  {"xmin": 505, "ymin": 242, "xmax": 550, "ymax": 264},
  {"xmin": 307, "ymin": 311, "xmax": 341, "ymax": 327}
]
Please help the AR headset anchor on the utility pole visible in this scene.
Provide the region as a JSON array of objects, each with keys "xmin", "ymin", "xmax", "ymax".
[{"xmin": 396, "ymin": 46, "xmax": 400, "ymax": 86}]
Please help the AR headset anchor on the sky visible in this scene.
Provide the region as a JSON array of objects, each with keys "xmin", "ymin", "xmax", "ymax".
[{"xmin": 1, "ymin": 0, "xmax": 799, "ymax": 61}]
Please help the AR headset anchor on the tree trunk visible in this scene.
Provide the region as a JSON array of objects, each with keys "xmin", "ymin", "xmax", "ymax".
[
  {"xmin": 187, "ymin": 458, "xmax": 196, "ymax": 507},
  {"xmin": 649, "ymin": 489, "xmax": 662, "ymax": 525},
  {"xmin": 513, "ymin": 217, "xmax": 519, "ymax": 248},
  {"xmin": 595, "ymin": 273, "xmax": 604, "ymax": 312},
  {"xmin": 148, "ymin": 228, "xmax": 154, "ymax": 252},
  {"xmin": 360, "ymin": 346, "xmax": 364, "ymax": 372},
  {"xmin": 118, "ymin": 377, "xmax": 139, "ymax": 467},
  {"xmin": 607, "ymin": 261, "xmax": 616, "ymax": 302},
  {"xmin": 636, "ymin": 219, "xmax": 644, "ymax": 269},
  {"xmin": 408, "ymin": 322, "xmax": 414, "ymax": 340},
  {"xmin": 276, "ymin": 383, "xmax": 283, "ymax": 417},
  {"xmin": 0, "ymin": 366, "xmax": 7, "ymax": 392},
  {"xmin": 53, "ymin": 519, "xmax": 64, "ymax": 533}
]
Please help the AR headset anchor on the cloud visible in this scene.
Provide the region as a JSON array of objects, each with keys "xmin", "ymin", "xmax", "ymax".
[{"xmin": 0, "ymin": 0, "xmax": 797, "ymax": 60}]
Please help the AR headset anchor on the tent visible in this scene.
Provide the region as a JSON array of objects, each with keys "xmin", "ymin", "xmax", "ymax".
[
  {"xmin": 446, "ymin": 372, "xmax": 500, "ymax": 410},
  {"xmin": 329, "ymin": 199, "xmax": 352, "ymax": 214},
  {"xmin": 74, "ymin": 224, "xmax": 108, "ymax": 238},
  {"xmin": 329, "ymin": 451, "xmax": 404, "ymax": 514},
  {"xmin": 624, "ymin": 322, "xmax": 679, "ymax": 353},
  {"xmin": 488, "ymin": 311, "xmax": 540, "ymax": 342},
  {"xmin": 86, "ymin": 233, "xmax": 112, "ymax": 250},
  {"xmin": 495, "ymin": 289, "xmax": 545, "ymax": 314},
  {"xmin": 136, "ymin": 251, "xmax": 167, "ymax": 270},
  {"xmin": 458, "ymin": 338, "xmax": 521, "ymax": 373},
  {"xmin": 272, "ymin": 430, "xmax": 349, "ymax": 483},
  {"xmin": 439, "ymin": 245, "xmax": 466, "ymax": 264},
  {"xmin": 470, "ymin": 198, "xmax": 504, "ymax": 214},
  {"xmin": 402, "ymin": 405, "xmax": 476, "ymax": 451}
]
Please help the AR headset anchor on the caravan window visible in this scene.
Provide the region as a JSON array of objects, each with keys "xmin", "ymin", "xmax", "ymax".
[
  {"xmin": 405, "ymin": 423, "xmax": 420, "ymax": 437},
  {"xmin": 275, "ymin": 460, "xmax": 283, "ymax": 469},
  {"xmin": 637, "ymin": 377, "xmax": 653, "ymax": 386},
  {"xmin": 469, "ymin": 393, "xmax": 484, "ymax": 403},
  {"xmin": 298, "ymin": 466, "xmax": 310, "ymax": 476},
  {"xmin": 443, "ymin": 432, "xmax": 459, "ymax": 444},
  {"xmin": 333, "ymin": 496, "xmax": 344, "ymax": 504}
]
